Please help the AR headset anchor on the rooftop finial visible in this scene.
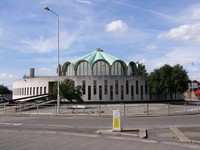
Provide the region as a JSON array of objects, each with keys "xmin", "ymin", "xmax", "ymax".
[{"xmin": 96, "ymin": 48, "xmax": 103, "ymax": 52}]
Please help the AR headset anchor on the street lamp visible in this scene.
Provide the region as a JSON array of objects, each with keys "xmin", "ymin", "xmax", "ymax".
[{"xmin": 44, "ymin": 6, "xmax": 60, "ymax": 114}]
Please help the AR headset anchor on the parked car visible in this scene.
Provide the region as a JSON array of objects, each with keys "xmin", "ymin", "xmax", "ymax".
[{"xmin": 0, "ymin": 97, "xmax": 8, "ymax": 103}]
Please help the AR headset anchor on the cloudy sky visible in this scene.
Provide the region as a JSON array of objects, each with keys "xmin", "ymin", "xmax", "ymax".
[{"xmin": 1, "ymin": 0, "xmax": 200, "ymax": 89}]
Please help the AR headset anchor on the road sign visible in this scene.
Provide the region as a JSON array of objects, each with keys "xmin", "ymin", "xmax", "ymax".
[{"xmin": 113, "ymin": 110, "xmax": 121, "ymax": 132}]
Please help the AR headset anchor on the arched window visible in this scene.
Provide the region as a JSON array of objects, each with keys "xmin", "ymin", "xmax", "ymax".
[
  {"xmin": 66, "ymin": 63, "xmax": 75, "ymax": 76},
  {"xmin": 92, "ymin": 61, "xmax": 110, "ymax": 75},
  {"xmin": 77, "ymin": 61, "xmax": 91, "ymax": 76},
  {"xmin": 111, "ymin": 61, "xmax": 125, "ymax": 75},
  {"xmin": 128, "ymin": 62, "xmax": 137, "ymax": 76}
]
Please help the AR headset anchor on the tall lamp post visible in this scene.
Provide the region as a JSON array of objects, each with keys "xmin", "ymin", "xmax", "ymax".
[{"xmin": 44, "ymin": 6, "xmax": 60, "ymax": 114}]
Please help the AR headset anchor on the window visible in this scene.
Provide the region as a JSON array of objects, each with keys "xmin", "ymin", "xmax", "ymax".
[
  {"xmin": 40, "ymin": 87, "xmax": 42, "ymax": 95},
  {"xmin": 27, "ymin": 87, "xmax": 29, "ymax": 95},
  {"xmin": 77, "ymin": 61, "xmax": 91, "ymax": 76},
  {"xmin": 145, "ymin": 81, "xmax": 148, "ymax": 94},
  {"xmin": 88, "ymin": 86, "xmax": 91, "ymax": 100},
  {"xmin": 110, "ymin": 86, "xmax": 113, "ymax": 100},
  {"xmin": 36, "ymin": 87, "xmax": 39, "ymax": 95},
  {"xmin": 131, "ymin": 86, "xmax": 134, "ymax": 100},
  {"xmin": 141, "ymin": 86, "xmax": 143, "ymax": 100},
  {"xmin": 33, "ymin": 87, "xmax": 35, "ymax": 95},
  {"xmin": 44, "ymin": 87, "xmax": 46, "ymax": 94},
  {"xmin": 93, "ymin": 61, "xmax": 109, "ymax": 75},
  {"xmin": 121, "ymin": 85, "xmax": 124, "ymax": 100},
  {"xmin": 66, "ymin": 63, "xmax": 75, "ymax": 76},
  {"xmin": 111, "ymin": 62, "xmax": 125, "ymax": 75},
  {"xmin": 104, "ymin": 80, "xmax": 108, "ymax": 95},
  {"xmin": 115, "ymin": 80, "xmax": 118, "ymax": 95},
  {"xmin": 82, "ymin": 81, "xmax": 86, "ymax": 95},
  {"xmin": 99, "ymin": 86, "xmax": 102, "ymax": 100},
  {"xmin": 93, "ymin": 80, "xmax": 97, "ymax": 95},
  {"xmin": 136, "ymin": 80, "xmax": 139, "ymax": 94},
  {"xmin": 30, "ymin": 87, "xmax": 32, "ymax": 95},
  {"xmin": 126, "ymin": 80, "xmax": 129, "ymax": 94}
]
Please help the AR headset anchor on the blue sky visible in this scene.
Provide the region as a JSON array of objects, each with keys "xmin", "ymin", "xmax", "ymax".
[{"xmin": 1, "ymin": 0, "xmax": 200, "ymax": 89}]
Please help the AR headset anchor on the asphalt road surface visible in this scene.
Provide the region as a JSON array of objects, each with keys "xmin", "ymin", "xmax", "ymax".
[{"xmin": 0, "ymin": 115, "xmax": 199, "ymax": 150}]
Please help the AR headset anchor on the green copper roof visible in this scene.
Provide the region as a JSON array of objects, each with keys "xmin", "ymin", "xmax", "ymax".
[{"xmin": 70, "ymin": 48, "xmax": 126, "ymax": 66}]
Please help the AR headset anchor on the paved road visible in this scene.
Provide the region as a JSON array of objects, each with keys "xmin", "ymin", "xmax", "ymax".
[{"xmin": 0, "ymin": 115, "xmax": 200, "ymax": 150}]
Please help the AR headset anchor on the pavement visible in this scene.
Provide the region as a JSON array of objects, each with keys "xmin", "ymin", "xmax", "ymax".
[
  {"xmin": 96, "ymin": 128, "xmax": 147, "ymax": 138},
  {"xmin": 171, "ymin": 126, "xmax": 200, "ymax": 144},
  {"xmin": 96, "ymin": 125, "xmax": 200, "ymax": 145},
  {"xmin": 0, "ymin": 115, "xmax": 200, "ymax": 150}
]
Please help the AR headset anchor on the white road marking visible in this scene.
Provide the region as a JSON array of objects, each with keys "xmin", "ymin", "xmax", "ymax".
[
  {"xmin": 0, "ymin": 123, "xmax": 23, "ymax": 126},
  {"xmin": 161, "ymin": 141, "xmax": 200, "ymax": 150}
]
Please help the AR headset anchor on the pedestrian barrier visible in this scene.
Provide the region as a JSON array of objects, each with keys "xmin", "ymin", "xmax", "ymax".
[{"xmin": 0, "ymin": 101, "xmax": 199, "ymax": 117}]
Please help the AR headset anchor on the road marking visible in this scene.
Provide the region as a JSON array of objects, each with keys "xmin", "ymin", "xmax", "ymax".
[
  {"xmin": 61, "ymin": 132, "xmax": 100, "ymax": 138},
  {"xmin": 105, "ymin": 136, "xmax": 158, "ymax": 143},
  {"xmin": 105, "ymin": 135, "xmax": 200, "ymax": 149},
  {"xmin": 161, "ymin": 141, "xmax": 200, "ymax": 150},
  {"xmin": 0, "ymin": 123, "xmax": 23, "ymax": 126}
]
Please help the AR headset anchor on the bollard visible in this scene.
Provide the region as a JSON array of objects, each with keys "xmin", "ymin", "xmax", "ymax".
[
  {"xmin": 4, "ymin": 103, "xmax": 6, "ymax": 114},
  {"xmin": 55, "ymin": 104, "xmax": 57, "ymax": 115},
  {"xmin": 185, "ymin": 102, "xmax": 187, "ymax": 114},
  {"xmin": 75, "ymin": 104, "xmax": 77, "ymax": 116},
  {"xmin": 147, "ymin": 103, "xmax": 149, "ymax": 116},
  {"xmin": 98, "ymin": 105, "xmax": 101, "ymax": 116},
  {"xmin": 113, "ymin": 110, "xmax": 121, "ymax": 132},
  {"xmin": 20, "ymin": 105, "xmax": 22, "ymax": 115},
  {"xmin": 37, "ymin": 104, "xmax": 39, "ymax": 116},
  {"xmin": 123, "ymin": 104, "xmax": 126, "ymax": 116},
  {"xmin": 168, "ymin": 103, "xmax": 170, "ymax": 115}
]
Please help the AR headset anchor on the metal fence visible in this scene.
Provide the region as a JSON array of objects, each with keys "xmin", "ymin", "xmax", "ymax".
[{"xmin": 0, "ymin": 102, "xmax": 199, "ymax": 117}]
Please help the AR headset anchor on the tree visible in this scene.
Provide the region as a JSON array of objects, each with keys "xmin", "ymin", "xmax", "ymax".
[
  {"xmin": 137, "ymin": 63, "xmax": 148, "ymax": 77},
  {"xmin": 172, "ymin": 64, "xmax": 188, "ymax": 93},
  {"xmin": 147, "ymin": 69, "xmax": 162, "ymax": 98},
  {"xmin": 53, "ymin": 79, "xmax": 83, "ymax": 102},
  {"xmin": 147, "ymin": 64, "xmax": 189, "ymax": 99},
  {"xmin": 0, "ymin": 84, "xmax": 12, "ymax": 94}
]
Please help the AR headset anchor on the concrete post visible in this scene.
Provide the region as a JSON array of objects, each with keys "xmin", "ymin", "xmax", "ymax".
[
  {"xmin": 98, "ymin": 105, "xmax": 101, "ymax": 116},
  {"xmin": 168, "ymin": 103, "xmax": 170, "ymax": 115},
  {"xmin": 185, "ymin": 102, "xmax": 187, "ymax": 114},
  {"xmin": 147, "ymin": 103, "xmax": 149, "ymax": 116},
  {"xmin": 123, "ymin": 104, "xmax": 126, "ymax": 116},
  {"xmin": 37, "ymin": 104, "xmax": 39, "ymax": 116}
]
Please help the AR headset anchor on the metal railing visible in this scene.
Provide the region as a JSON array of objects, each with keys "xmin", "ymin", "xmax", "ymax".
[{"xmin": 0, "ymin": 101, "xmax": 199, "ymax": 117}]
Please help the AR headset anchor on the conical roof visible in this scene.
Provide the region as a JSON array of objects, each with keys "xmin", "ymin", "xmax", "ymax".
[{"xmin": 70, "ymin": 48, "xmax": 124, "ymax": 66}]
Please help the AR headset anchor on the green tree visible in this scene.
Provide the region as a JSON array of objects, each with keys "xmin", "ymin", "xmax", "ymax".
[
  {"xmin": 172, "ymin": 64, "xmax": 189, "ymax": 93},
  {"xmin": 147, "ymin": 69, "xmax": 162, "ymax": 98},
  {"xmin": 160, "ymin": 64, "xmax": 174, "ymax": 98},
  {"xmin": 137, "ymin": 63, "xmax": 148, "ymax": 77},
  {"xmin": 147, "ymin": 64, "xmax": 188, "ymax": 99},
  {"xmin": 53, "ymin": 79, "xmax": 83, "ymax": 102},
  {"xmin": 0, "ymin": 84, "xmax": 12, "ymax": 94}
]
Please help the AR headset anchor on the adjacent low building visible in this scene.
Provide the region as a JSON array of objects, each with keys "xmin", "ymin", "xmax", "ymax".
[{"xmin": 13, "ymin": 48, "xmax": 182, "ymax": 101}]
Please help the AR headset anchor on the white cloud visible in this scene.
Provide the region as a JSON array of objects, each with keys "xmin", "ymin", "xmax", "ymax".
[
  {"xmin": 0, "ymin": 73, "xmax": 18, "ymax": 79},
  {"xmin": 179, "ymin": 3, "xmax": 200, "ymax": 21},
  {"xmin": 20, "ymin": 31, "xmax": 75, "ymax": 53},
  {"xmin": 117, "ymin": 1, "xmax": 175, "ymax": 21},
  {"xmin": 159, "ymin": 24, "xmax": 200, "ymax": 42},
  {"xmin": 105, "ymin": 20, "xmax": 128, "ymax": 32},
  {"xmin": 40, "ymin": 68, "xmax": 51, "ymax": 72},
  {"xmin": 76, "ymin": 0, "xmax": 94, "ymax": 5},
  {"xmin": 21, "ymin": 36, "xmax": 56, "ymax": 53},
  {"xmin": 144, "ymin": 47, "xmax": 200, "ymax": 80},
  {"xmin": 190, "ymin": 8, "xmax": 200, "ymax": 20},
  {"xmin": 0, "ymin": 28, "xmax": 2, "ymax": 38},
  {"xmin": 145, "ymin": 44, "xmax": 157, "ymax": 51}
]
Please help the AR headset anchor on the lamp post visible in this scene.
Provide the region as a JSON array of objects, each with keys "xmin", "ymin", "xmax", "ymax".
[{"xmin": 44, "ymin": 6, "xmax": 60, "ymax": 114}]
